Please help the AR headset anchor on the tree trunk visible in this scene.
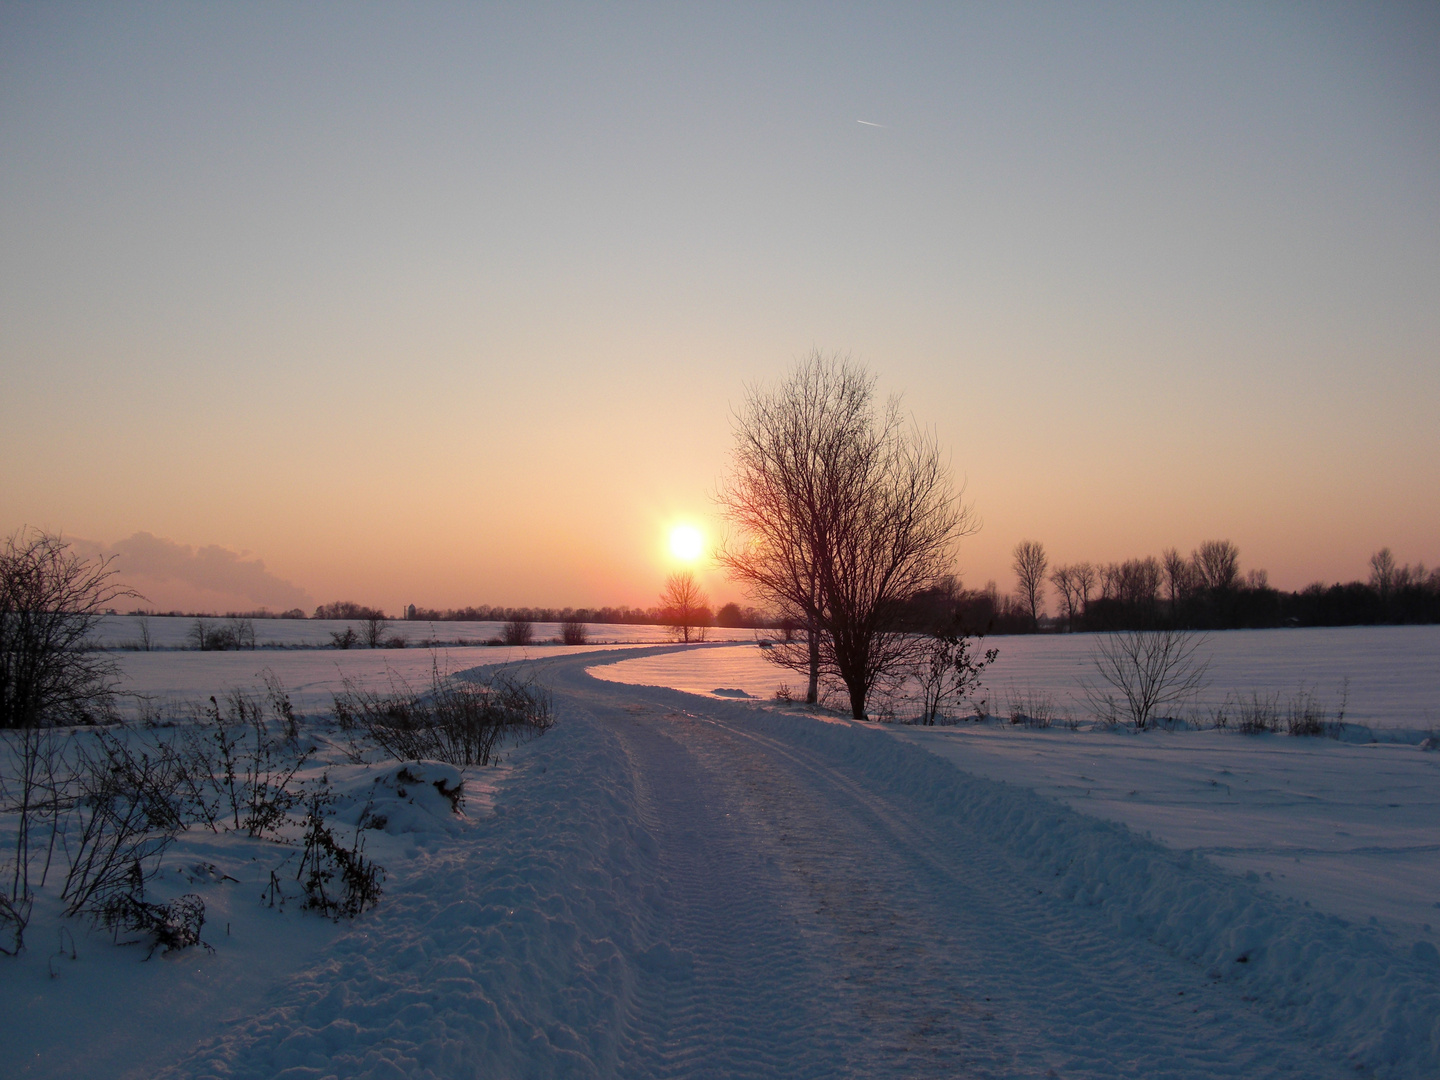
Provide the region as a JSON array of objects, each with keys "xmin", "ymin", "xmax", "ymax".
[{"xmin": 806, "ymin": 615, "xmax": 819, "ymax": 704}]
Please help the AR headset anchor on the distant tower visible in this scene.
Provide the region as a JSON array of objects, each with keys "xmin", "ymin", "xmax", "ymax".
[{"xmin": 406, "ymin": 604, "xmax": 416, "ymax": 620}]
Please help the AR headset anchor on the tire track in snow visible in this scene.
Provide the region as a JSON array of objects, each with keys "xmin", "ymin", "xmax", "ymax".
[{"xmin": 554, "ymin": 660, "xmax": 1359, "ymax": 1079}]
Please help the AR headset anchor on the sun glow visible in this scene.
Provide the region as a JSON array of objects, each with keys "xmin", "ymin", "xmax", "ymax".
[{"xmin": 669, "ymin": 524, "xmax": 705, "ymax": 562}]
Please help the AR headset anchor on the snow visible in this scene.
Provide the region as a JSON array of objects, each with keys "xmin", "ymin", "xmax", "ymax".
[
  {"xmin": 3, "ymin": 632, "xmax": 1437, "ymax": 1078},
  {"xmin": 591, "ymin": 624, "xmax": 1440, "ymax": 731},
  {"xmin": 87, "ymin": 615, "xmax": 731, "ymax": 651},
  {"xmin": 104, "ymin": 639, "xmax": 715, "ymax": 724}
]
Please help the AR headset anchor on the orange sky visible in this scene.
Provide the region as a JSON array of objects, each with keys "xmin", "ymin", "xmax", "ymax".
[{"xmin": 3, "ymin": 5, "xmax": 1437, "ymax": 615}]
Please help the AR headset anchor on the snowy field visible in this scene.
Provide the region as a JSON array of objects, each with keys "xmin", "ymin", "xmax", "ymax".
[
  {"xmin": 2, "ymin": 633, "xmax": 1437, "ymax": 1078},
  {"xmin": 87, "ymin": 615, "xmax": 731, "ymax": 651},
  {"xmin": 108, "ymin": 642, "xmax": 665, "ymax": 723},
  {"xmin": 590, "ymin": 624, "xmax": 1440, "ymax": 732}
]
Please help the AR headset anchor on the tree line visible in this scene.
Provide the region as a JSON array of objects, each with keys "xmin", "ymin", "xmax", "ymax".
[{"xmin": 996, "ymin": 539, "xmax": 1440, "ymax": 633}]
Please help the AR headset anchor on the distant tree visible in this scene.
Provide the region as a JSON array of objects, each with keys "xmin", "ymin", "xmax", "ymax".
[
  {"xmin": 362, "ymin": 613, "xmax": 389, "ymax": 648},
  {"xmin": 560, "ymin": 617, "xmax": 587, "ymax": 645},
  {"xmin": 715, "ymin": 602, "xmax": 746, "ymax": 628},
  {"xmin": 1, "ymin": 530, "xmax": 134, "ymax": 728},
  {"xmin": 1072, "ymin": 561, "xmax": 1097, "ymax": 621},
  {"xmin": 1049, "ymin": 565, "xmax": 1080, "ymax": 631},
  {"xmin": 502, "ymin": 618, "xmax": 534, "ymax": 646},
  {"xmin": 1369, "ymin": 547, "xmax": 1397, "ymax": 605},
  {"xmin": 1192, "ymin": 540, "xmax": 1240, "ymax": 593},
  {"xmin": 659, "ymin": 572, "xmax": 710, "ymax": 643},
  {"xmin": 1012, "ymin": 540, "xmax": 1048, "ymax": 632},
  {"xmin": 314, "ymin": 601, "xmax": 385, "ymax": 621}
]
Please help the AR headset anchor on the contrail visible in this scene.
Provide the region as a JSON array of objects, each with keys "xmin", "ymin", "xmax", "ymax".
[{"xmin": 857, "ymin": 119, "xmax": 884, "ymax": 127}]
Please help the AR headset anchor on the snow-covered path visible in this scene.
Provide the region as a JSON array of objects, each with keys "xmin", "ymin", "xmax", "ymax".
[{"xmin": 163, "ymin": 651, "xmax": 1429, "ymax": 1079}]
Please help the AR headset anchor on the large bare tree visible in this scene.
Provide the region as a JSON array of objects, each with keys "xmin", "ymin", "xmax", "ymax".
[
  {"xmin": 1012, "ymin": 540, "xmax": 1048, "ymax": 632},
  {"xmin": 715, "ymin": 354, "xmax": 872, "ymax": 702},
  {"xmin": 717, "ymin": 353, "xmax": 974, "ymax": 719}
]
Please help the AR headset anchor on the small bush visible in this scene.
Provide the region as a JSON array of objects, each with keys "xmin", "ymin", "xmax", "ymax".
[
  {"xmin": 98, "ymin": 873, "xmax": 209, "ymax": 958},
  {"xmin": 329, "ymin": 626, "xmax": 359, "ymax": 650},
  {"xmin": 1007, "ymin": 689, "xmax": 1056, "ymax": 729},
  {"xmin": 560, "ymin": 618, "xmax": 587, "ymax": 646},
  {"xmin": 296, "ymin": 787, "xmax": 383, "ymax": 920},
  {"xmin": 332, "ymin": 664, "xmax": 553, "ymax": 767},
  {"xmin": 502, "ymin": 619, "xmax": 533, "ymax": 646}
]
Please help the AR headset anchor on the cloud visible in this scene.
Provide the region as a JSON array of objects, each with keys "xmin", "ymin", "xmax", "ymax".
[{"xmin": 81, "ymin": 532, "xmax": 312, "ymax": 612}]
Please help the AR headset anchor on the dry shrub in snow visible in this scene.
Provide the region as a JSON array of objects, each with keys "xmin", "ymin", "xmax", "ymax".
[
  {"xmin": 502, "ymin": 618, "xmax": 534, "ymax": 646},
  {"xmin": 1082, "ymin": 628, "xmax": 1209, "ymax": 731},
  {"xmin": 333, "ymin": 664, "xmax": 553, "ymax": 767},
  {"xmin": 295, "ymin": 785, "xmax": 384, "ymax": 920}
]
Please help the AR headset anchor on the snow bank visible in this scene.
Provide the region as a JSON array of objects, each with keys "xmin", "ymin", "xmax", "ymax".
[
  {"xmin": 165, "ymin": 707, "xmax": 664, "ymax": 1079},
  {"xmin": 739, "ymin": 709, "xmax": 1440, "ymax": 1079}
]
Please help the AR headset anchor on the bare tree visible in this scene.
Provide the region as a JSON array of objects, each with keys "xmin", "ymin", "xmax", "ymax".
[
  {"xmin": 718, "ymin": 353, "xmax": 975, "ymax": 720},
  {"xmin": 1162, "ymin": 547, "xmax": 1192, "ymax": 612},
  {"xmin": 1369, "ymin": 547, "xmax": 1396, "ymax": 604},
  {"xmin": 1012, "ymin": 540, "xmax": 1048, "ymax": 632},
  {"xmin": 716, "ymin": 354, "xmax": 876, "ymax": 702},
  {"xmin": 659, "ymin": 572, "xmax": 710, "ymax": 643},
  {"xmin": 1082, "ymin": 628, "xmax": 1209, "ymax": 731},
  {"xmin": 1, "ymin": 530, "xmax": 133, "ymax": 728},
  {"xmin": 1049, "ymin": 565, "xmax": 1079, "ymax": 631},
  {"xmin": 1071, "ymin": 561, "xmax": 1097, "ymax": 620},
  {"xmin": 1192, "ymin": 540, "xmax": 1240, "ymax": 592},
  {"xmin": 362, "ymin": 612, "xmax": 389, "ymax": 649}
]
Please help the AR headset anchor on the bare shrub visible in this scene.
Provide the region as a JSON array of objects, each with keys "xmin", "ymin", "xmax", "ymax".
[
  {"xmin": 296, "ymin": 786, "xmax": 383, "ymax": 920},
  {"xmin": 1007, "ymin": 688, "xmax": 1056, "ymax": 729},
  {"xmin": 333, "ymin": 664, "xmax": 553, "ymax": 768},
  {"xmin": 502, "ymin": 619, "xmax": 534, "ymax": 646},
  {"xmin": 913, "ymin": 632, "xmax": 997, "ymax": 725},
  {"xmin": 0, "ymin": 726, "xmax": 68, "ymax": 954},
  {"xmin": 98, "ymin": 871, "xmax": 209, "ymax": 958},
  {"xmin": 1082, "ymin": 628, "xmax": 1209, "ymax": 731},
  {"xmin": 560, "ymin": 618, "xmax": 588, "ymax": 646},
  {"xmin": 362, "ymin": 613, "xmax": 389, "ymax": 649},
  {"xmin": 329, "ymin": 626, "xmax": 359, "ymax": 650},
  {"xmin": 61, "ymin": 731, "xmax": 187, "ymax": 920}
]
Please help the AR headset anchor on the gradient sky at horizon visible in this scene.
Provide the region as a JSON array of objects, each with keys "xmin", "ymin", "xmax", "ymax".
[{"xmin": 3, "ymin": 2, "xmax": 1437, "ymax": 614}]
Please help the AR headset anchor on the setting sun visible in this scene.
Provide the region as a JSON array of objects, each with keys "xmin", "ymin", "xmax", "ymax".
[{"xmin": 668, "ymin": 524, "xmax": 705, "ymax": 562}]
